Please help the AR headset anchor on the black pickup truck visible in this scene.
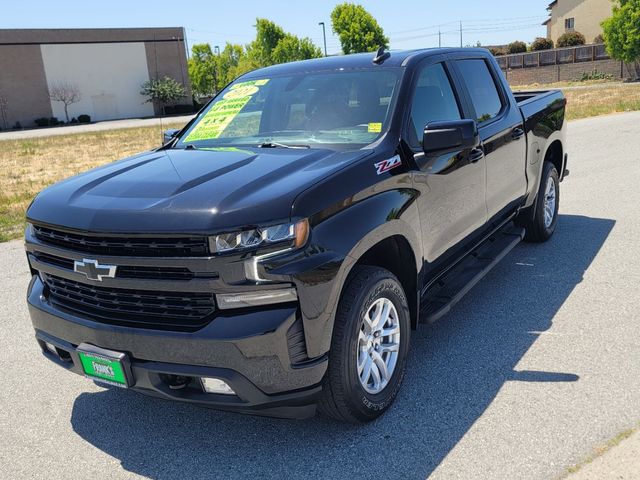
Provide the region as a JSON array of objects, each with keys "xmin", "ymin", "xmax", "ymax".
[{"xmin": 25, "ymin": 48, "xmax": 567, "ymax": 423}]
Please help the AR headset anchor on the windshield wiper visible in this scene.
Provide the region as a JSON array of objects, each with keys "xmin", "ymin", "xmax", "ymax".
[{"xmin": 257, "ymin": 141, "xmax": 310, "ymax": 149}]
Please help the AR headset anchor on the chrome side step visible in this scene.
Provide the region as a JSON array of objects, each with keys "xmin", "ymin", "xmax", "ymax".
[{"xmin": 420, "ymin": 224, "xmax": 525, "ymax": 324}]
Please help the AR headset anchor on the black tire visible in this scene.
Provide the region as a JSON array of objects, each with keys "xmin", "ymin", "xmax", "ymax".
[
  {"xmin": 522, "ymin": 161, "xmax": 560, "ymax": 243},
  {"xmin": 318, "ymin": 265, "xmax": 411, "ymax": 423}
]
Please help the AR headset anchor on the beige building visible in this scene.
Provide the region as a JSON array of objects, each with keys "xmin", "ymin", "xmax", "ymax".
[
  {"xmin": 543, "ymin": 0, "xmax": 613, "ymax": 44},
  {"xmin": 0, "ymin": 28, "xmax": 192, "ymax": 129}
]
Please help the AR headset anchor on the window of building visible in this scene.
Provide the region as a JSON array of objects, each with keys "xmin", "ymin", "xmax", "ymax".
[{"xmin": 565, "ymin": 18, "xmax": 575, "ymax": 30}]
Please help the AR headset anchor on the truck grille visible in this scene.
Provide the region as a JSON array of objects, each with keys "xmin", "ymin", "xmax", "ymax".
[
  {"xmin": 32, "ymin": 252, "xmax": 198, "ymax": 280},
  {"xmin": 33, "ymin": 225, "xmax": 209, "ymax": 257},
  {"xmin": 42, "ymin": 274, "xmax": 215, "ymax": 332}
]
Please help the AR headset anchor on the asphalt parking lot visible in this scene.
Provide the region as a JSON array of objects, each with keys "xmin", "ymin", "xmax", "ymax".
[{"xmin": 1, "ymin": 111, "xmax": 639, "ymax": 480}]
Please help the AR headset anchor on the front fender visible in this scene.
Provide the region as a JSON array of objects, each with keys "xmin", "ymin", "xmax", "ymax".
[{"xmin": 265, "ymin": 188, "xmax": 422, "ymax": 358}]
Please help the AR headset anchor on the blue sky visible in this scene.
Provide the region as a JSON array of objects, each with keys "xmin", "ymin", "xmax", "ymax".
[{"xmin": 2, "ymin": 1, "xmax": 551, "ymax": 54}]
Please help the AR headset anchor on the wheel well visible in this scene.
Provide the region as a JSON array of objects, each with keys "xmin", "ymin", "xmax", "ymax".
[
  {"xmin": 545, "ymin": 140, "xmax": 563, "ymax": 177},
  {"xmin": 355, "ymin": 235, "xmax": 418, "ymax": 329}
]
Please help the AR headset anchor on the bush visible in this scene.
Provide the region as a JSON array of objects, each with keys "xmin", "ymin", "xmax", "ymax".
[
  {"xmin": 531, "ymin": 37, "xmax": 554, "ymax": 51},
  {"xmin": 49, "ymin": 117, "xmax": 60, "ymax": 126},
  {"xmin": 507, "ymin": 41, "xmax": 528, "ymax": 54},
  {"xmin": 489, "ymin": 46, "xmax": 506, "ymax": 56},
  {"xmin": 78, "ymin": 114, "xmax": 91, "ymax": 124},
  {"xmin": 578, "ymin": 69, "xmax": 614, "ymax": 81},
  {"xmin": 557, "ymin": 31, "xmax": 586, "ymax": 47},
  {"xmin": 70, "ymin": 117, "xmax": 78, "ymax": 124},
  {"xmin": 13, "ymin": 121, "xmax": 21, "ymax": 130},
  {"xmin": 34, "ymin": 117, "xmax": 50, "ymax": 127},
  {"xmin": 593, "ymin": 34, "xmax": 605, "ymax": 44}
]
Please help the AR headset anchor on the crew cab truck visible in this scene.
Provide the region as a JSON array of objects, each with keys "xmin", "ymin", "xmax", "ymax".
[{"xmin": 25, "ymin": 48, "xmax": 567, "ymax": 423}]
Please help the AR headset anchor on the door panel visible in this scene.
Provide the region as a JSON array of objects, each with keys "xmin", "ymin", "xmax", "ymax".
[{"xmin": 454, "ymin": 58, "xmax": 527, "ymax": 222}]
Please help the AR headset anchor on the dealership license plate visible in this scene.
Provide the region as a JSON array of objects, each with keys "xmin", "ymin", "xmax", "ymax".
[{"xmin": 78, "ymin": 351, "xmax": 128, "ymax": 387}]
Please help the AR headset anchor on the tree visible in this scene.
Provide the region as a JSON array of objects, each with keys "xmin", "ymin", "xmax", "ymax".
[
  {"xmin": 242, "ymin": 19, "xmax": 321, "ymax": 70},
  {"xmin": 188, "ymin": 43, "xmax": 216, "ymax": 98},
  {"xmin": 330, "ymin": 3, "xmax": 389, "ymax": 54},
  {"xmin": 214, "ymin": 43, "xmax": 246, "ymax": 92},
  {"xmin": 531, "ymin": 37, "xmax": 554, "ymax": 51},
  {"xmin": 507, "ymin": 41, "xmax": 528, "ymax": 54},
  {"xmin": 272, "ymin": 35, "xmax": 322, "ymax": 64},
  {"xmin": 140, "ymin": 76, "xmax": 186, "ymax": 114},
  {"xmin": 48, "ymin": 81, "xmax": 81, "ymax": 123},
  {"xmin": 187, "ymin": 20, "xmax": 322, "ymax": 96},
  {"xmin": 602, "ymin": 0, "xmax": 640, "ymax": 79},
  {"xmin": 557, "ymin": 31, "xmax": 586, "ymax": 47}
]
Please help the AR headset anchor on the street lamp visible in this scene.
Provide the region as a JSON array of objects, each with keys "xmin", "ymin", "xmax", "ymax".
[{"xmin": 318, "ymin": 22, "xmax": 328, "ymax": 57}]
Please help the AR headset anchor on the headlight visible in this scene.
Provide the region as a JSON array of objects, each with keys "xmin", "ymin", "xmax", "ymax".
[{"xmin": 210, "ymin": 219, "xmax": 309, "ymax": 254}]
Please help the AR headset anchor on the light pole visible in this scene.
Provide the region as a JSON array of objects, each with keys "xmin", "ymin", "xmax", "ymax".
[{"xmin": 318, "ymin": 22, "xmax": 328, "ymax": 56}]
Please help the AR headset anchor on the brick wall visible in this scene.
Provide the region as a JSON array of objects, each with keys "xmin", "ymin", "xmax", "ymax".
[{"xmin": 503, "ymin": 58, "xmax": 628, "ymax": 85}]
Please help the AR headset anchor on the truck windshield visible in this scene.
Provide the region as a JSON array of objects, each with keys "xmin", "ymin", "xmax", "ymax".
[{"xmin": 176, "ymin": 68, "xmax": 402, "ymax": 149}]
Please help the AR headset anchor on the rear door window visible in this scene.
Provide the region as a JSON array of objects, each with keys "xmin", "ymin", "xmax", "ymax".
[{"xmin": 455, "ymin": 59, "xmax": 504, "ymax": 123}]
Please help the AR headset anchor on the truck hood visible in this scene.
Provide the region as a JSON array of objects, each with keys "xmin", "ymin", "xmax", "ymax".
[{"xmin": 27, "ymin": 147, "xmax": 371, "ymax": 233}]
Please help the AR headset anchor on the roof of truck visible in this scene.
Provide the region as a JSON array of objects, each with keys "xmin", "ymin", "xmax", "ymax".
[{"xmin": 241, "ymin": 48, "xmax": 490, "ymax": 78}]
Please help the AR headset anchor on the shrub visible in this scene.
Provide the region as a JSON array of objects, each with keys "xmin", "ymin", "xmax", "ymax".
[
  {"xmin": 507, "ymin": 41, "xmax": 528, "ymax": 54},
  {"xmin": 34, "ymin": 117, "xmax": 50, "ymax": 127},
  {"xmin": 78, "ymin": 114, "xmax": 91, "ymax": 124},
  {"xmin": 13, "ymin": 121, "xmax": 21, "ymax": 130},
  {"xmin": 49, "ymin": 117, "xmax": 60, "ymax": 126},
  {"xmin": 489, "ymin": 46, "xmax": 506, "ymax": 56},
  {"xmin": 593, "ymin": 34, "xmax": 605, "ymax": 44},
  {"xmin": 531, "ymin": 37, "xmax": 554, "ymax": 51},
  {"xmin": 557, "ymin": 31, "xmax": 586, "ymax": 47},
  {"xmin": 70, "ymin": 117, "xmax": 78, "ymax": 124},
  {"xmin": 578, "ymin": 69, "xmax": 614, "ymax": 81}
]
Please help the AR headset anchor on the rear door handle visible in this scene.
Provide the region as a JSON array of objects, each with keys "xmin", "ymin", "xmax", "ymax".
[
  {"xmin": 469, "ymin": 147, "xmax": 485, "ymax": 163},
  {"xmin": 511, "ymin": 128, "xmax": 525, "ymax": 140}
]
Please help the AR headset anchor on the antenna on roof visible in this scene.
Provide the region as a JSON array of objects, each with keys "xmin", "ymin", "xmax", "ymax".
[{"xmin": 372, "ymin": 46, "xmax": 390, "ymax": 65}]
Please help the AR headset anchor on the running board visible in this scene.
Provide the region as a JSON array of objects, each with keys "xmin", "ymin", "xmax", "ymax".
[{"xmin": 420, "ymin": 224, "xmax": 525, "ymax": 324}]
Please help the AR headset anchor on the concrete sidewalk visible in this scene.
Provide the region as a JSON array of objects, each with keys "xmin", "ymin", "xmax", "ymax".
[
  {"xmin": 568, "ymin": 428, "xmax": 640, "ymax": 479},
  {"xmin": 0, "ymin": 114, "xmax": 194, "ymax": 141}
]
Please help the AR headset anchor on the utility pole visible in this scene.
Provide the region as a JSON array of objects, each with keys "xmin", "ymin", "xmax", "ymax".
[
  {"xmin": 318, "ymin": 22, "xmax": 328, "ymax": 56},
  {"xmin": 459, "ymin": 21, "xmax": 463, "ymax": 48},
  {"xmin": 438, "ymin": 29, "xmax": 441, "ymax": 48}
]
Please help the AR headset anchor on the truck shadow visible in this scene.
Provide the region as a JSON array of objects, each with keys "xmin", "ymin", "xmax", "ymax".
[{"xmin": 70, "ymin": 214, "xmax": 614, "ymax": 480}]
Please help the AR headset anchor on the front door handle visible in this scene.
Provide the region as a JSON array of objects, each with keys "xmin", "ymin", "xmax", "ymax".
[
  {"xmin": 511, "ymin": 128, "xmax": 525, "ymax": 140},
  {"xmin": 469, "ymin": 147, "xmax": 485, "ymax": 163}
]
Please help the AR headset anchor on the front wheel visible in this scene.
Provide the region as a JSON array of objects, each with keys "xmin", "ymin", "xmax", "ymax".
[
  {"xmin": 522, "ymin": 161, "xmax": 560, "ymax": 243},
  {"xmin": 318, "ymin": 266, "xmax": 411, "ymax": 423}
]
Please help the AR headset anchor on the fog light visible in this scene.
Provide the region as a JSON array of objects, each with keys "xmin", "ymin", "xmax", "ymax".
[
  {"xmin": 216, "ymin": 288, "xmax": 297, "ymax": 309},
  {"xmin": 201, "ymin": 377, "xmax": 235, "ymax": 395}
]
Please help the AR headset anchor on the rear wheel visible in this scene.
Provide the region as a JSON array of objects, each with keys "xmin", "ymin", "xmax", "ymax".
[
  {"xmin": 522, "ymin": 161, "xmax": 560, "ymax": 243},
  {"xmin": 318, "ymin": 266, "xmax": 410, "ymax": 423}
]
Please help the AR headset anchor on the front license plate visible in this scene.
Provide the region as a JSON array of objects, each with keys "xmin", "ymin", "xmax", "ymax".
[{"xmin": 78, "ymin": 350, "xmax": 128, "ymax": 387}]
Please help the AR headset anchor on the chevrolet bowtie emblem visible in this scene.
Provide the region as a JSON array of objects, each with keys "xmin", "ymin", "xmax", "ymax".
[{"xmin": 73, "ymin": 259, "xmax": 117, "ymax": 281}]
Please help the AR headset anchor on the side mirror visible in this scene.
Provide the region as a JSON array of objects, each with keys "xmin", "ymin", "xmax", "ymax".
[
  {"xmin": 422, "ymin": 120, "xmax": 479, "ymax": 156},
  {"xmin": 162, "ymin": 128, "xmax": 181, "ymax": 145}
]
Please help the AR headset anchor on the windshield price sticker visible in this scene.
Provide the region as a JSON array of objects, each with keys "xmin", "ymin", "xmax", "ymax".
[{"xmin": 184, "ymin": 79, "xmax": 269, "ymax": 142}]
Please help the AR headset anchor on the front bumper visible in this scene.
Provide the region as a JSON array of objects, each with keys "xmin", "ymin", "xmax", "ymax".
[{"xmin": 28, "ymin": 276, "xmax": 327, "ymax": 419}]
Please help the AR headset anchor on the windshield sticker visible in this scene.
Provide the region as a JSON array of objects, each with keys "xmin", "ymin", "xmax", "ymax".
[
  {"xmin": 184, "ymin": 79, "xmax": 269, "ymax": 142},
  {"xmin": 368, "ymin": 122, "xmax": 382, "ymax": 133}
]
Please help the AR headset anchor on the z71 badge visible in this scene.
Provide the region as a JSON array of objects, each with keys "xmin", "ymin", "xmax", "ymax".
[{"xmin": 374, "ymin": 155, "xmax": 402, "ymax": 175}]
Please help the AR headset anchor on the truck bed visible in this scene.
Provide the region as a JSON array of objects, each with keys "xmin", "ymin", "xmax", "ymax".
[{"xmin": 514, "ymin": 89, "xmax": 565, "ymax": 123}]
